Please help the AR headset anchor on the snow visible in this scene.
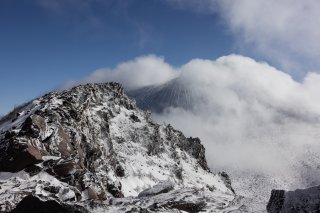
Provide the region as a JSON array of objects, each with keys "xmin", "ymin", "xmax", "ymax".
[
  {"xmin": 0, "ymin": 83, "xmax": 237, "ymax": 212},
  {"xmin": 42, "ymin": 156, "xmax": 61, "ymax": 161},
  {"xmin": 0, "ymin": 171, "xmax": 29, "ymax": 180}
]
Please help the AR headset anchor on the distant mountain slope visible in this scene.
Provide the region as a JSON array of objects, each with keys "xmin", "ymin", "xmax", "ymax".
[
  {"xmin": 127, "ymin": 78, "xmax": 196, "ymax": 113},
  {"xmin": 0, "ymin": 83, "xmax": 235, "ymax": 212}
]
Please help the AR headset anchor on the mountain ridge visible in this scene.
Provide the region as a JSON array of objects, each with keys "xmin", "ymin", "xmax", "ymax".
[{"xmin": 0, "ymin": 82, "xmax": 236, "ymax": 212}]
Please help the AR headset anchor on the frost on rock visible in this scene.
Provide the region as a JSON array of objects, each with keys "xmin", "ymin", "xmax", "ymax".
[{"xmin": 0, "ymin": 83, "xmax": 235, "ymax": 212}]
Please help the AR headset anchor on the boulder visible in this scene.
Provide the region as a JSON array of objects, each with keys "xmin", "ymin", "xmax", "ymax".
[{"xmin": 138, "ymin": 181, "xmax": 174, "ymax": 197}]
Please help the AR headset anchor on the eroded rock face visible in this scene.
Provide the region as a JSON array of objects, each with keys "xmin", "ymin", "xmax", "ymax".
[
  {"xmin": 267, "ymin": 190, "xmax": 285, "ymax": 212},
  {"xmin": 0, "ymin": 83, "xmax": 235, "ymax": 212},
  {"xmin": 267, "ymin": 186, "xmax": 320, "ymax": 213},
  {"xmin": 0, "ymin": 138, "xmax": 42, "ymax": 172}
]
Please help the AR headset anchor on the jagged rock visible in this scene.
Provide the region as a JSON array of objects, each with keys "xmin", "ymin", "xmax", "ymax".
[
  {"xmin": 138, "ymin": 181, "xmax": 174, "ymax": 197},
  {"xmin": 267, "ymin": 189, "xmax": 285, "ymax": 212},
  {"xmin": 107, "ymin": 182, "xmax": 124, "ymax": 198},
  {"xmin": 219, "ymin": 171, "xmax": 235, "ymax": 194},
  {"xmin": 115, "ymin": 164, "xmax": 125, "ymax": 177},
  {"xmin": 86, "ymin": 187, "xmax": 99, "ymax": 200},
  {"xmin": 186, "ymin": 137, "xmax": 208, "ymax": 171},
  {"xmin": 0, "ymin": 83, "xmax": 235, "ymax": 212},
  {"xmin": 0, "ymin": 142, "xmax": 42, "ymax": 172},
  {"xmin": 24, "ymin": 164, "xmax": 42, "ymax": 176},
  {"xmin": 129, "ymin": 113, "xmax": 140, "ymax": 122},
  {"xmin": 267, "ymin": 186, "xmax": 320, "ymax": 212},
  {"xmin": 51, "ymin": 160, "xmax": 79, "ymax": 177}
]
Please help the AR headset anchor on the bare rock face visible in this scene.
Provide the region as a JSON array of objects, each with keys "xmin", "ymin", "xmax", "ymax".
[
  {"xmin": 267, "ymin": 190, "xmax": 286, "ymax": 212},
  {"xmin": 267, "ymin": 186, "xmax": 320, "ymax": 212},
  {"xmin": 0, "ymin": 83, "xmax": 235, "ymax": 212}
]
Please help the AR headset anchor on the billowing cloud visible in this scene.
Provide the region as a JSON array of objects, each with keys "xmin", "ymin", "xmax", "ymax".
[
  {"xmin": 76, "ymin": 54, "xmax": 320, "ymax": 205},
  {"xmin": 218, "ymin": 0, "xmax": 320, "ymax": 74},
  {"xmin": 63, "ymin": 55, "xmax": 178, "ymax": 90},
  {"xmin": 166, "ymin": 0, "xmax": 320, "ymax": 75}
]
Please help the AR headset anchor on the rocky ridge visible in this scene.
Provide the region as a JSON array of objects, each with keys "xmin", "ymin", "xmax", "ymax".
[{"xmin": 0, "ymin": 83, "xmax": 235, "ymax": 212}]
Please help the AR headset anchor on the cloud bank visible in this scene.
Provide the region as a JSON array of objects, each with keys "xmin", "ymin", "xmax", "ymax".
[
  {"xmin": 166, "ymin": 0, "xmax": 320, "ymax": 75},
  {"xmin": 75, "ymin": 55, "xmax": 320, "ymax": 202},
  {"xmin": 85, "ymin": 55, "xmax": 178, "ymax": 89}
]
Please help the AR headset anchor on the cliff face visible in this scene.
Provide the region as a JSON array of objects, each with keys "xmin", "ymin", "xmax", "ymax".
[
  {"xmin": 0, "ymin": 83, "xmax": 235, "ymax": 212},
  {"xmin": 267, "ymin": 185, "xmax": 320, "ymax": 213}
]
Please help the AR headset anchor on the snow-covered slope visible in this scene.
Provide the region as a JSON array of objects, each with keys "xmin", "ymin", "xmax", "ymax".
[{"xmin": 0, "ymin": 83, "xmax": 235, "ymax": 212}]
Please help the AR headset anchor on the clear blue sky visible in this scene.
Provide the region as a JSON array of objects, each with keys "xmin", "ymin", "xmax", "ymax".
[{"xmin": 0, "ymin": 0, "xmax": 235, "ymax": 115}]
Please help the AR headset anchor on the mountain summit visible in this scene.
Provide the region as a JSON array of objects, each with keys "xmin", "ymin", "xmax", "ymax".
[{"xmin": 0, "ymin": 83, "xmax": 235, "ymax": 212}]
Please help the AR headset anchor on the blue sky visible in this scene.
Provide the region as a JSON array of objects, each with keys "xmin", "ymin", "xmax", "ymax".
[
  {"xmin": 1, "ymin": 0, "xmax": 320, "ymax": 115},
  {"xmin": 0, "ymin": 0, "xmax": 237, "ymax": 115}
]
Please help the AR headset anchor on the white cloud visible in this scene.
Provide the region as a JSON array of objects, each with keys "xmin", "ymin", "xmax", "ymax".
[
  {"xmin": 76, "ymin": 54, "xmax": 320, "ymax": 203},
  {"xmin": 166, "ymin": 0, "xmax": 320, "ymax": 75},
  {"xmin": 64, "ymin": 55, "xmax": 178, "ymax": 90},
  {"xmin": 219, "ymin": 0, "xmax": 320, "ymax": 73},
  {"xmin": 153, "ymin": 55, "xmax": 320, "ymax": 202}
]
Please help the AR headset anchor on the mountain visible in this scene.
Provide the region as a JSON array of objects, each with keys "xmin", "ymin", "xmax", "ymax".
[
  {"xmin": 0, "ymin": 83, "xmax": 236, "ymax": 212},
  {"xmin": 127, "ymin": 78, "xmax": 196, "ymax": 113}
]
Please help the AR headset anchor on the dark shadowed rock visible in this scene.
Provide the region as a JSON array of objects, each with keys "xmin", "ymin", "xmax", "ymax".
[
  {"xmin": 0, "ymin": 142, "xmax": 42, "ymax": 172},
  {"xmin": 86, "ymin": 187, "xmax": 99, "ymax": 200},
  {"xmin": 219, "ymin": 171, "xmax": 235, "ymax": 194},
  {"xmin": 10, "ymin": 195, "xmax": 88, "ymax": 213},
  {"xmin": 138, "ymin": 181, "xmax": 174, "ymax": 197},
  {"xmin": 167, "ymin": 201, "xmax": 206, "ymax": 213},
  {"xmin": 267, "ymin": 186, "xmax": 320, "ymax": 212},
  {"xmin": 186, "ymin": 137, "xmax": 208, "ymax": 171},
  {"xmin": 267, "ymin": 190, "xmax": 285, "ymax": 212},
  {"xmin": 107, "ymin": 182, "xmax": 124, "ymax": 198}
]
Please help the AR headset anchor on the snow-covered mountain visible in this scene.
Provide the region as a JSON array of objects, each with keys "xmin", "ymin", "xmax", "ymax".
[{"xmin": 0, "ymin": 83, "xmax": 236, "ymax": 212}]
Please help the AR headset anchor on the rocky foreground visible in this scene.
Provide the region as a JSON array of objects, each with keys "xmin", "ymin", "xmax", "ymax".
[
  {"xmin": 267, "ymin": 185, "xmax": 320, "ymax": 213},
  {"xmin": 0, "ymin": 83, "xmax": 236, "ymax": 212}
]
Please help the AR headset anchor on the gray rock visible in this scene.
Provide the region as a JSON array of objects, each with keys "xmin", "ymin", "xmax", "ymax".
[
  {"xmin": 138, "ymin": 181, "xmax": 174, "ymax": 197},
  {"xmin": 267, "ymin": 185, "xmax": 320, "ymax": 212}
]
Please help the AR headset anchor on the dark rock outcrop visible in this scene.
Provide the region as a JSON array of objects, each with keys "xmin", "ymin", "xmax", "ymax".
[
  {"xmin": 267, "ymin": 190, "xmax": 286, "ymax": 212},
  {"xmin": 267, "ymin": 186, "xmax": 320, "ymax": 212},
  {"xmin": 10, "ymin": 195, "xmax": 88, "ymax": 213},
  {"xmin": 138, "ymin": 181, "xmax": 174, "ymax": 197},
  {"xmin": 219, "ymin": 171, "xmax": 235, "ymax": 194}
]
